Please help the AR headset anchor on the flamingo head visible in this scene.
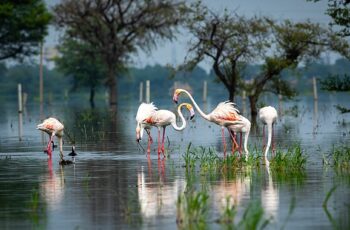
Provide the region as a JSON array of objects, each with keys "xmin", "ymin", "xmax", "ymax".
[
  {"xmin": 185, "ymin": 104, "xmax": 195, "ymax": 120},
  {"xmin": 136, "ymin": 124, "xmax": 144, "ymax": 142},
  {"xmin": 173, "ymin": 89, "xmax": 182, "ymax": 104}
]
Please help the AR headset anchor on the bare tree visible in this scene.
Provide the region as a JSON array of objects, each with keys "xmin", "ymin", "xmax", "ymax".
[{"xmin": 54, "ymin": 0, "xmax": 187, "ymax": 108}]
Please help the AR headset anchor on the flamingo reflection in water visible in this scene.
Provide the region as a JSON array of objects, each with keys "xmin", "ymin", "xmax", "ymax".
[
  {"xmin": 137, "ymin": 159, "xmax": 185, "ymax": 219},
  {"xmin": 39, "ymin": 158, "xmax": 65, "ymax": 208},
  {"xmin": 261, "ymin": 161, "xmax": 279, "ymax": 220}
]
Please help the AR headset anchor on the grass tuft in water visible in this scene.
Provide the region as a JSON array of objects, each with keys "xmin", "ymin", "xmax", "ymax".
[
  {"xmin": 270, "ymin": 144, "xmax": 307, "ymax": 171},
  {"xmin": 323, "ymin": 145, "xmax": 350, "ymax": 172},
  {"xmin": 176, "ymin": 189, "xmax": 209, "ymax": 229},
  {"xmin": 217, "ymin": 196, "xmax": 237, "ymax": 224},
  {"xmin": 237, "ymin": 201, "xmax": 270, "ymax": 230}
]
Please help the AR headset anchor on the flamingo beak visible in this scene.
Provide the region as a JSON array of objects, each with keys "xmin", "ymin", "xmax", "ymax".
[
  {"xmin": 173, "ymin": 93, "xmax": 178, "ymax": 104},
  {"xmin": 190, "ymin": 108, "xmax": 195, "ymax": 120}
]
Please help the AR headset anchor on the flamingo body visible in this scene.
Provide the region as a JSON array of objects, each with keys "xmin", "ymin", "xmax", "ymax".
[
  {"xmin": 173, "ymin": 88, "xmax": 243, "ymax": 155},
  {"xmin": 259, "ymin": 106, "xmax": 278, "ymax": 157},
  {"xmin": 37, "ymin": 117, "xmax": 64, "ymax": 160},
  {"xmin": 136, "ymin": 102, "xmax": 195, "ymax": 158},
  {"xmin": 228, "ymin": 114, "xmax": 251, "ymax": 158}
]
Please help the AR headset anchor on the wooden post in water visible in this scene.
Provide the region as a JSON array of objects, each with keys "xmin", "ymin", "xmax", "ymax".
[
  {"xmin": 312, "ymin": 77, "xmax": 318, "ymax": 101},
  {"xmin": 39, "ymin": 42, "xmax": 44, "ymax": 105},
  {"xmin": 145, "ymin": 80, "xmax": 150, "ymax": 103},
  {"xmin": 18, "ymin": 84, "xmax": 23, "ymax": 141},
  {"xmin": 139, "ymin": 82, "xmax": 144, "ymax": 102},
  {"xmin": 242, "ymin": 90, "xmax": 246, "ymax": 116},
  {"xmin": 203, "ymin": 80, "xmax": 207, "ymax": 102}
]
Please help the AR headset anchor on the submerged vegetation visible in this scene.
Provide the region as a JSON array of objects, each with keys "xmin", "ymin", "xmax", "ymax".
[{"xmin": 323, "ymin": 145, "xmax": 350, "ymax": 171}]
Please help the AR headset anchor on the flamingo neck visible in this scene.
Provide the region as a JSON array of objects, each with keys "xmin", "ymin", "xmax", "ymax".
[
  {"xmin": 180, "ymin": 90, "xmax": 210, "ymax": 121},
  {"xmin": 244, "ymin": 130, "xmax": 250, "ymax": 155},
  {"xmin": 264, "ymin": 123, "xmax": 273, "ymax": 157},
  {"xmin": 59, "ymin": 136, "xmax": 64, "ymax": 159},
  {"xmin": 172, "ymin": 105, "xmax": 186, "ymax": 131}
]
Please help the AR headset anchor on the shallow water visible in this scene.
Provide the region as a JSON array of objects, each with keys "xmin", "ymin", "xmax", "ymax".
[{"xmin": 0, "ymin": 94, "xmax": 349, "ymax": 229}]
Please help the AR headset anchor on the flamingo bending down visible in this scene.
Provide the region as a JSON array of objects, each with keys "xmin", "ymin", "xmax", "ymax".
[
  {"xmin": 228, "ymin": 114, "xmax": 251, "ymax": 159},
  {"xmin": 259, "ymin": 106, "xmax": 278, "ymax": 158},
  {"xmin": 37, "ymin": 117, "xmax": 65, "ymax": 161},
  {"xmin": 136, "ymin": 102, "xmax": 195, "ymax": 158},
  {"xmin": 173, "ymin": 88, "xmax": 243, "ymax": 156}
]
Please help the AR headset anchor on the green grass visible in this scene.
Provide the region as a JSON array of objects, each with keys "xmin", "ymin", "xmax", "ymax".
[
  {"xmin": 323, "ymin": 145, "xmax": 350, "ymax": 171},
  {"xmin": 176, "ymin": 189, "xmax": 209, "ymax": 229}
]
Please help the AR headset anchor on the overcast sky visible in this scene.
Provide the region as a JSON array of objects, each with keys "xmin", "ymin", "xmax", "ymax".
[{"xmin": 45, "ymin": 0, "xmax": 331, "ymax": 71}]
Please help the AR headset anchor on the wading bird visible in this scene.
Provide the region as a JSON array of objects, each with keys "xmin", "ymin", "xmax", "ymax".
[
  {"xmin": 37, "ymin": 117, "xmax": 65, "ymax": 161},
  {"xmin": 259, "ymin": 106, "xmax": 278, "ymax": 158},
  {"xmin": 136, "ymin": 102, "xmax": 195, "ymax": 158},
  {"xmin": 173, "ymin": 88, "xmax": 243, "ymax": 155},
  {"xmin": 228, "ymin": 114, "xmax": 251, "ymax": 159}
]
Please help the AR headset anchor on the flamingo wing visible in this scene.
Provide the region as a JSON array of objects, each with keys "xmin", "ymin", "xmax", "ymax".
[
  {"xmin": 136, "ymin": 102, "xmax": 158, "ymax": 123},
  {"xmin": 210, "ymin": 101, "xmax": 240, "ymax": 123}
]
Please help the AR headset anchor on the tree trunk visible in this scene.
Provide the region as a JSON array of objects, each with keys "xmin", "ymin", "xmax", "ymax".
[
  {"xmin": 107, "ymin": 65, "xmax": 117, "ymax": 111},
  {"xmin": 229, "ymin": 87, "xmax": 235, "ymax": 102},
  {"xmin": 249, "ymin": 95, "xmax": 258, "ymax": 126},
  {"xmin": 89, "ymin": 86, "xmax": 95, "ymax": 108}
]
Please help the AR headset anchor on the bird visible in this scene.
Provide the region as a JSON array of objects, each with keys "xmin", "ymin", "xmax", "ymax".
[
  {"xmin": 227, "ymin": 114, "xmax": 251, "ymax": 159},
  {"xmin": 259, "ymin": 106, "xmax": 278, "ymax": 158},
  {"xmin": 136, "ymin": 102, "xmax": 195, "ymax": 158},
  {"xmin": 37, "ymin": 117, "xmax": 65, "ymax": 161},
  {"xmin": 136, "ymin": 102, "xmax": 158, "ymax": 155},
  {"xmin": 173, "ymin": 88, "xmax": 243, "ymax": 156}
]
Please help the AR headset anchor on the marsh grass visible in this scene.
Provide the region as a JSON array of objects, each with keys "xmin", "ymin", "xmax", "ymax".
[
  {"xmin": 28, "ymin": 188, "xmax": 46, "ymax": 228},
  {"xmin": 323, "ymin": 145, "xmax": 350, "ymax": 172},
  {"xmin": 176, "ymin": 189, "xmax": 209, "ymax": 229}
]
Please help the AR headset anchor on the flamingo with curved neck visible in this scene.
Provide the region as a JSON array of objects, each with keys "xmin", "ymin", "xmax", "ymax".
[
  {"xmin": 173, "ymin": 88, "xmax": 243, "ymax": 156},
  {"xmin": 136, "ymin": 102, "xmax": 195, "ymax": 158},
  {"xmin": 259, "ymin": 106, "xmax": 278, "ymax": 158}
]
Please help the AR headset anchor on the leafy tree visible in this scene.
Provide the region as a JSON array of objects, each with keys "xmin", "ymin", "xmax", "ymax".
[
  {"xmin": 183, "ymin": 2, "xmax": 350, "ymax": 123},
  {"xmin": 55, "ymin": 36, "xmax": 107, "ymax": 107},
  {"xmin": 54, "ymin": 0, "xmax": 187, "ymax": 109},
  {"xmin": 0, "ymin": 0, "xmax": 51, "ymax": 60},
  {"xmin": 308, "ymin": 0, "xmax": 350, "ymax": 113},
  {"xmin": 183, "ymin": 2, "xmax": 269, "ymax": 102}
]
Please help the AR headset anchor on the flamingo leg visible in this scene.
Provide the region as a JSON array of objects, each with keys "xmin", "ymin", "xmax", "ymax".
[
  {"xmin": 161, "ymin": 126, "xmax": 166, "ymax": 158},
  {"xmin": 222, "ymin": 127, "xmax": 227, "ymax": 157},
  {"xmin": 157, "ymin": 128, "xmax": 161, "ymax": 157},
  {"xmin": 45, "ymin": 134, "xmax": 54, "ymax": 158},
  {"xmin": 228, "ymin": 129, "xmax": 239, "ymax": 156},
  {"xmin": 239, "ymin": 132, "xmax": 243, "ymax": 157},
  {"xmin": 146, "ymin": 129, "xmax": 152, "ymax": 155}
]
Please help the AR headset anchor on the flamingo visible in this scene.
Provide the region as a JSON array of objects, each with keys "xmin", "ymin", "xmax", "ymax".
[
  {"xmin": 259, "ymin": 106, "xmax": 278, "ymax": 158},
  {"xmin": 37, "ymin": 117, "xmax": 65, "ymax": 161},
  {"xmin": 136, "ymin": 102, "xmax": 195, "ymax": 158},
  {"xmin": 136, "ymin": 102, "xmax": 157, "ymax": 154},
  {"xmin": 173, "ymin": 88, "xmax": 243, "ymax": 155},
  {"xmin": 228, "ymin": 114, "xmax": 251, "ymax": 159}
]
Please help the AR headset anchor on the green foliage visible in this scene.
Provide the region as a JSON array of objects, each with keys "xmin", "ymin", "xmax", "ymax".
[
  {"xmin": 176, "ymin": 189, "xmax": 209, "ymax": 229},
  {"xmin": 0, "ymin": 0, "xmax": 52, "ymax": 60},
  {"xmin": 270, "ymin": 144, "xmax": 307, "ymax": 171},
  {"xmin": 323, "ymin": 145, "xmax": 350, "ymax": 171},
  {"xmin": 320, "ymin": 74, "xmax": 350, "ymax": 92}
]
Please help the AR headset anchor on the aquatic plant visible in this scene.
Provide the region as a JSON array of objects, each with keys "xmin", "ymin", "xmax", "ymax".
[
  {"xmin": 270, "ymin": 144, "xmax": 307, "ymax": 171},
  {"xmin": 237, "ymin": 201, "xmax": 270, "ymax": 230},
  {"xmin": 322, "ymin": 186, "xmax": 339, "ymax": 230},
  {"xmin": 28, "ymin": 188, "xmax": 46, "ymax": 228},
  {"xmin": 323, "ymin": 145, "xmax": 350, "ymax": 171},
  {"xmin": 217, "ymin": 196, "xmax": 237, "ymax": 224},
  {"xmin": 176, "ymin": 189, "xmax": 209, "ymax": 229}
]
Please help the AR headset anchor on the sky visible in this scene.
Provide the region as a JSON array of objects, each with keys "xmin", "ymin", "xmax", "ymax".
[{"xmin": 44, "ymin": 0, "xmax": 332, "ymax": 72}]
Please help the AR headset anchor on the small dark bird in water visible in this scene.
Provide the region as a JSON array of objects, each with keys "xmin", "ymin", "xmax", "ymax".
[
  {"xmin": 68, "ymin": 146, "xmax": 77, "ymax": 156},
  {"xmin": 59, "ymin": 159, "xmax": 74, "ymax": 165},
  {"xmin": 68, "ymin": 146, "xmax": 77, "ymax": 164}
]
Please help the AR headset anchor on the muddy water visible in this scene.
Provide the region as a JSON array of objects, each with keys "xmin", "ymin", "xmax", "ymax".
[{"xmin": 0, "ymin": 94, "xmax": 349, "ymax": 229}]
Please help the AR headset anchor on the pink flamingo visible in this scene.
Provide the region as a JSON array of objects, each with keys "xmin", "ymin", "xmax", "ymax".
[
  {"xmin": 173, "ymin": 88, "xmax": 243, "ymax": 155},
  {"xmin": 259, "ymin": 106, "xmax": 278, "ymax": 158},
  {"xmin": 228, "ymin": 114, "xmax": 251, "ymax": 159},
  {"xmin": 37, "ymin": 117, "xmax": 65, "ymax": 161},
  {"xmin": 136, "ymin": 102, "xmax": 195, "ymax": 158}
]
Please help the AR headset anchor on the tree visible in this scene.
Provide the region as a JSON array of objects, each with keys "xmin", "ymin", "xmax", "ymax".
[
  {"xmin": 0, "ymin": 0, "xmax": 51, "ymax": 60},
  {"xmin": 308, "ymin": 0, "xmax": 350, "ymax": 113},
  {"xmin": 183, "ymin": 2, "xmax": 269, "ymax": 102},
  {"xmin": 55, "ymin": 36, "xmax": 107, "ymax": 107},
  {"xmin": 54, "ymin": 0, "xmax": 187, "ymax": 109},
  {"xmin": 184, "ymin": 2, "xmax": 349, "ymax": 123}
]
